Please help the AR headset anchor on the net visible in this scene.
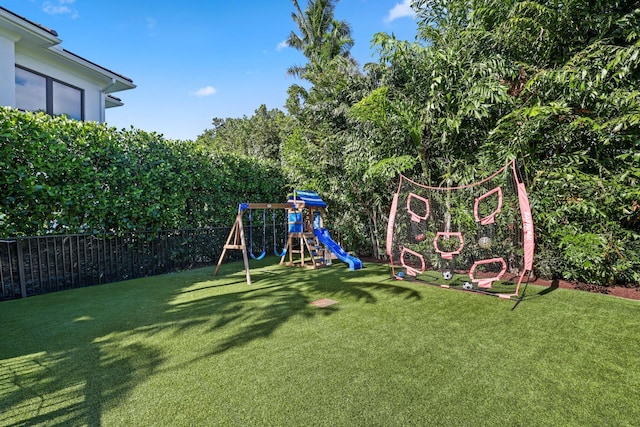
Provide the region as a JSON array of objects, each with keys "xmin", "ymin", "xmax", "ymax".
[{"xmin": 386, "ymin": 160, "xmax": 534, "ymax": 299}]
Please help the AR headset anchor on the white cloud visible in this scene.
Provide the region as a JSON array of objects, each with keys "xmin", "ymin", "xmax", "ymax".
[
  {"xmin": 192, "ymin": 86, "xmax": 217, "ymax": 97},
  {"xmin": 43, "ymin": 0, "xmax": 79, "ymax": 18},
  {"xmin": 276, "ymin": 40, "xmax": 289, "ymax": 51},
  {"xmin": 145, "ymin": 17, "xmax": 158, "ymax": 36},
  {"xmin": 146, "ymin": 17, "xmax": 157, "ymax": 30},
  {"xmin": 384, "ymin": 0, "xmax": 415, "ymax": 23}
]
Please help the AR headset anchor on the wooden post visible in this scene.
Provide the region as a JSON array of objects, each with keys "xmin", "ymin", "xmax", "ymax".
[
  {"xmin": 216, "ymin": 198, "xmax": 309, "ymax": 285},
  {"xmin": 214, "ymin": 209, "xmax": 252, "ymax": 285}
]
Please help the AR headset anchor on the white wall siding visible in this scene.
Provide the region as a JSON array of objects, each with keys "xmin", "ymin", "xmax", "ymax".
[
  {"xmin": 1, "ymin": 7, "xmax": 134, "ymax": 122},
  {"xmin": 16, "ymin": 48, "xmax": 109, "ymax": 122},
  {"xmin": 0, "ymin": 31, "xmax": 17, "ymax": 107}
]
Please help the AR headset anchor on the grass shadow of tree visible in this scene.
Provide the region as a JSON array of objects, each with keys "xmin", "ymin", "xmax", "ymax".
[
  {"xmin": 0, "ymin": 294, "xmax": 169, "ymax": 426},
  {"xmin": 0, "ymin": 259, "xmax": 417, "ymax": 425},
  {"xmin": 167, "ymin": 259, "xmax": 421, "ymax": 357}
]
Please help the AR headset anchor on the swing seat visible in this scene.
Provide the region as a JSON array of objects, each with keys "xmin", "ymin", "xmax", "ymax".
[{"xmin": 250, "ymin": 250, "xmax": 266, "ymax": 260}]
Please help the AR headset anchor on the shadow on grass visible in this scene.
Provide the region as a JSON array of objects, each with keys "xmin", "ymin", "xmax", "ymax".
[
  {"xmin": 536, "ymin": 279, "xmax": 560, "ymax": 297},
  {"xmin": 168, "ymin": 258, "xmax": 421, "ymax": 357},
  {"xmin": 0, "ymin": 298, "xmax": 166, "ymax": 426},
  {"xmin": 518, "ymin": 278, "xmax": 560, "ymax": 301},
  {"xmin": 0, "ymin": 257, "xmax": 417, "ymax": 426}
]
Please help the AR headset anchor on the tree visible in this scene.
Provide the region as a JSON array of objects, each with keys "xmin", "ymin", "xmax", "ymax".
[
  {"xmin": 284, "ymin": 0, "xmax": 358, "ymax": 121},
  {"xmin": 346, "ymin": 0, "xmax": 640, "ymax": 282},
  {"xmin": 369, "ymin": 3, "xmax": 511, "ymax": 184},
  {"xmin": 196, "ymin": 105, "xmax": 294, "ymax": 162},
  {"xmin": 286, "ymin": 0, "xmax": 355, "ymax": 80},
  {"xmin": 473, "ymin": 0, "xmax": 640, "ymax": 284}
]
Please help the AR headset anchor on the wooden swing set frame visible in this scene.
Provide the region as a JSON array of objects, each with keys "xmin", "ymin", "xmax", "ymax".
[{"xmin": 214, "ymin": 199, "xmax": 327, "ymax": 285}]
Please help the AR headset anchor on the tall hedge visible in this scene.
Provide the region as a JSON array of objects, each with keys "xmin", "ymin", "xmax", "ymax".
[{"xmin": 0, "ymin": 107, "xmax": 286, "ymax": 236}]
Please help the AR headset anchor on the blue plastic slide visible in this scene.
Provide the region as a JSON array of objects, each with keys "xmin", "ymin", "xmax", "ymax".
[{"xmin": 313, "ymin": 227, "xmax": 363, "ymax": 270}]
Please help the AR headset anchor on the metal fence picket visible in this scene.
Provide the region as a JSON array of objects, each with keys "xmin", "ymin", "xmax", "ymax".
[{"xmin": 0, "ymin": 225, "xmax": 283, "ymax": 301}]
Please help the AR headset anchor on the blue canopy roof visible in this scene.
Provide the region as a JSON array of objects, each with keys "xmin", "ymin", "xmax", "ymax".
[{"xmin": 289, "ymin": 190, "xmax": 327, "ymax": 208}]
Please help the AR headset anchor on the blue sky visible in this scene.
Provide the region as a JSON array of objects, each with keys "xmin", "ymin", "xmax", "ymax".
[{"xmin": 5, "ymin": 0, "xmax": 418, "ymax": 140}]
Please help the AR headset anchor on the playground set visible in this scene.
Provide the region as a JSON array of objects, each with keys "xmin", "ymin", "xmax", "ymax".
[{"xmin": 215, "ymin": 190, "xmax": 362, "ymax": 285}]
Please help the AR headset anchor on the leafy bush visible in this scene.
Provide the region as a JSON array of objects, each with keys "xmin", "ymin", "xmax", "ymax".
[
  {"xmin": 0, "ymin": 108, "xmax": 286, "ymax": 236},
  {"xmin": 531, "ymin": 158, "xmax": 640, "ymax": 285}
]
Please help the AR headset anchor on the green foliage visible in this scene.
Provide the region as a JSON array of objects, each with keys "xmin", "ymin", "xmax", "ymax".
[
  {"xmin": 531, "ymin": 159, "xmax": 640, "ymax": 285},
  {"xmin": 184, "ymin": 0, "xmax": 640, "ymax": 287},
  {"xmin": 196, "ymin": 104, "xmax": 294, "ymax": 163},
  {"xmin": 371, "ymin": 28, "xmax": 511, "ymax": 182},
  {"xmin": 347, "ymin": 0, "xmax": 640, "ymax": 286},
  {"xmin": 286, "ymin": 0, "xmax": 356, "ymax": 80},
  {"xmin": 281, "ymin": 127, "xmax": 322, "ymax": 189},
  {"xmin": 475, "ymin": 0, "xmax": 640, "ymax": 284},
  {"xmin": 0, "ymin": 108, "xmax": 286, "ymax": 236}
]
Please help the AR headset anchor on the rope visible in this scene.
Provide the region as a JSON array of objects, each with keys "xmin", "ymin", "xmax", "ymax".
[
  {"xmin": 273, "ymin": 210, "xmax": 287, "ymax": 256},
  {"xmin": 248, "ymin": 209, "xmax": 266, "ymax": 260}
]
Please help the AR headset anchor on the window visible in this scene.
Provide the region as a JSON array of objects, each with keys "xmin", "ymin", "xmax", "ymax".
[
  {"xmin": 53, "ymin": 81, "xmax": 82, "ymax": 120},
  {"xmin": 15, "ymin": 66, "xmax": 84, "ymax": 120},
  {"xmin": 15, "ymin": 66, "xmax": 46, "ymax": 112}
]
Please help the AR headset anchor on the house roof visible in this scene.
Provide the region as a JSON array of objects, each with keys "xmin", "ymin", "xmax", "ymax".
[
  {"xmin": 105, "ymin": 94, "xmax": 123, "ymax": 109},
  {"xmin": 0, "ymin": 6, "xmax": 135, "ymax": 93},
  {"xmin": 61, "ymin": 49, "xmax": 133, "ymax": 84},
  {"xmin": 0, "ymin": 6, "xmax": 58, "ymax": 37}
]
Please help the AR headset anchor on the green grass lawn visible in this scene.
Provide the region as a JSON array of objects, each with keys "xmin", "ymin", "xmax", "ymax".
[{"xmin": 1, "ymin": 257, "xmax": 639, "ymax": 426}]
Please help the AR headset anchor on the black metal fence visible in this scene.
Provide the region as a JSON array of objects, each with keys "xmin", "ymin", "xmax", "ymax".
[{"xmin": 0, "ymin": 224, "xmax": 285, "ymax": 301}]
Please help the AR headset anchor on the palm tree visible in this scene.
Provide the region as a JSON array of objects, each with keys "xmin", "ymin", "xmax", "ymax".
[{"xmin": 286, "ymin": 0, "xmax": 355, "ymax": 79}]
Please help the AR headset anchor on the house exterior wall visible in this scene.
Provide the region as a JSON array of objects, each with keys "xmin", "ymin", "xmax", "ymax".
[
  {"xmin": 15, "ymin": 47, "xmax": 109, "ymax": 122},
  {"xmin": 0, "ymin": 30, "xmax": 17, "ymax": 107},
  {"xmin": 0, "ymin": 7, "xmax": 134, "ymax": 123}
]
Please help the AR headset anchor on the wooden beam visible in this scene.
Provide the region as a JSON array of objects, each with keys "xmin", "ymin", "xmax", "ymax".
[
  {"xmin": 214, "ymin": 211, "xmax": 252, "ymax": 285},
  {"xmin": 244, "ymin": 202, "xmax": 304, "ymax": 210},
  {"xmin": 216, "ymin": 199, "xmax": 310, "ymax": 285}
]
